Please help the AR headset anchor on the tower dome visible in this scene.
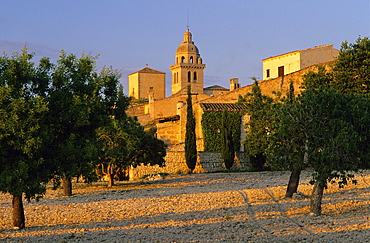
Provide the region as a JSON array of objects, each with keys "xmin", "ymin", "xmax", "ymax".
[{"xmin": 176, "ymin": 29, "xmax": 199, "ymax": 54}]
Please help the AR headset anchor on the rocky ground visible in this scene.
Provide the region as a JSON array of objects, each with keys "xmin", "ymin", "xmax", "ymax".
[{"xmin": 1, "ymin": 170, "xmax": 370, "ymax": 243}]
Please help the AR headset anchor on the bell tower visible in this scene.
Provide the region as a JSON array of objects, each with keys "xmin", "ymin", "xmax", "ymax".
[{"xmin": 170, "ymin": 29, "xmax": 206, "ymax": 95}]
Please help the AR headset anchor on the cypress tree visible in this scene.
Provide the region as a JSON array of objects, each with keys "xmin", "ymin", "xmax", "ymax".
[
  {"xmin": 185, "ymin": 85, "xmax": 197, "ymax": 172},
  {"xmin": 221, "ymin": 109, "xmax": 235, "ymax": 170}
]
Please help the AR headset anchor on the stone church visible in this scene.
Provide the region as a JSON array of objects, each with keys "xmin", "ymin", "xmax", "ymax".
[{"xmin": 127, "ymin": 28, "xmax": 339, "ymax": 179}]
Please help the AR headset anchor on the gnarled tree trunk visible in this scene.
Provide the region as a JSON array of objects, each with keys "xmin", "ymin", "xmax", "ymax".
[
  {"xmin": 310, "ymin": 180, "xmax": 325, "ymax": 216},
  {"xmin": 285, "ymin": 166, "xmax": 301, "ymax": 198},
  {"xmin": 12, "ymin": 194, "xmax": 25, "ymax": 229},
  {"xmin": 101, "ymin": 163, "xmax": 115, "ymax": 187},
  {"xmin": 62, "ymin": 173, "xmax": 72, "ymax": 196}
]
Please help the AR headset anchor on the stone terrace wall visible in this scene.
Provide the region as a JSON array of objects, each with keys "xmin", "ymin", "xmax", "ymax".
[
  {"xmin": 198, "ymin": 151, "xmax": 251, "ymax": 172},
  {"xmin": 129, "ymin": 151, "xmax": 251, "ymax": 180}
]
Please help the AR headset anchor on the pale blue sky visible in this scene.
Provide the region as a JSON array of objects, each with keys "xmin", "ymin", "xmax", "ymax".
[{"xmin": 1, "ymin": 0, "xmax": 369, "ymax": 96}]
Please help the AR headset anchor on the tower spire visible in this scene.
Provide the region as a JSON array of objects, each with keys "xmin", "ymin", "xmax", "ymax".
[{"xmin": 186, "ymin": 10, "xmax": 190, "ymax": 29}]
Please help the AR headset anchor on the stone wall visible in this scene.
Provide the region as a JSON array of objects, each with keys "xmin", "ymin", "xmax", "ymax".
[
  {"xmin": 156, "ymin": 121, "xmax": 181, "ymax": 145},
  {"xmin": 129, "ymin": 151, "xmax": 251, "ymax": 180}
]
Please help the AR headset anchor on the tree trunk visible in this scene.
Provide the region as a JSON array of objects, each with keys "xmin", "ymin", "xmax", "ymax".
[
  {"xmin": 12, "ymin": 195, "xmax": 25, "ymax": 229},
  {"xmin": 62, "ymin": 174, "xmax": 72, "ymax": 196},
  {"xmin": 101, "ymin": 164, "xmax": 115, "ymax": 187},
  {"xmin": 285, "ymin": 166, "xmax": 301, "ymax": 198},
  {"xmin": 107, "ymin": 173, "xmax": 114, "ymax": 187},
  {"xmin": 310, "ymin": 180, "xmax": 325, "ymax": 216}
]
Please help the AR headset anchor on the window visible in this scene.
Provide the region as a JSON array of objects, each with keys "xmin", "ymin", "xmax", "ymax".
[
  {"xmin": 266, "ymin": 69, "xmax": 270, "ymax": 78},
  {"xmin": 193, "ymin": 72, "xmax": 197, "ymax": 82},
  {"xmin": 190, "ymin": 56, "xmax": 193, "ymax": 63},
  {"xmin": 150, "ymin": 87, "xmax": 153, "ymax": 90},
  {"xmin": 278, "ymin": 66, "xmax": 284, "ymax": 77},
  {"xmin": 181, "ymin": 56, "xmax": 185, "ymax": 63},
  {"xmin": 188, "ymin": 71, "xmax": 191, "ymax": 82}
]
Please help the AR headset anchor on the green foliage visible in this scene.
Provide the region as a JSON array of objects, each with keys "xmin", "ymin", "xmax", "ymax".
[
  {"xmin": 238, "ymin": 80, "xmax": 274, "ymax": 170},
  {"xmin": 221, "ymin": 110, "xmax": 235, "ymax": 169},
  {"xmin": 271, "ymin": 86, "xmax": 370, "ymax": 186},
  {"xmin": 298, "ymin": 87, "xmax": 369, "ymax": 188},
  {"xmin": 185, "ymin": 85, "xmax": 197, "ymax": 172},
  {"xmin": 303, "ymin": 37, "xmax": 370, "ymax": 97},
  {"xmin": 201, "ymin": 112, "xmax": 241, "ymax": 151},
  {"xmin": 267, "ymin": 81, "xmax": 306, "ymax": 172},
  {"xmin": 301, "ymin": 65, "xmax": 333, "ymax": 90},
  {"xmin": 44, "ymin": 51, "xmax": 120, "ymax": 189},
  {"xmin": 98, "ymin": 88, "xmax": 166, "ymax": 177},
  {"xmin": 128, "ymin": 120, "xmax": 167, "ymax": 168},
  {"xmin": 0, "ymin": 48, "xmax": 52, "ymax": 201},
  {"xmin": 331, "ymin": 37, "xmax": 370, "ymax": 96}
]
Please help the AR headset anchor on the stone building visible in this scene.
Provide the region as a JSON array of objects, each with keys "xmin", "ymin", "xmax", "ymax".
[
  {"xmin": 262, "ymin": 44, "xmax": 338, "ymax": 80},
  {"xmin": 128, "ymin": 65, "xmax": 166, "ymax": 100},
  {"xmin": 126, "ymin": 29, "xmax": 339, "ymax": 179},
  {"xmin": 128, "ymin": 30, "xmax": 339, "ymax": 147}
]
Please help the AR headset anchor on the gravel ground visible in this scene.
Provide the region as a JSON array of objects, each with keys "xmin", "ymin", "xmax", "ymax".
[{"xmin": 1, "ymin": 170, "xmax": 370, "ymax": 243}]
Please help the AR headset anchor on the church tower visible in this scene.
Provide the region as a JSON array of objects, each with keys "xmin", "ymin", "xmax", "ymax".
[{"xmin": 170, "ymin": 29, "xmax": 206, "ymax": 95}]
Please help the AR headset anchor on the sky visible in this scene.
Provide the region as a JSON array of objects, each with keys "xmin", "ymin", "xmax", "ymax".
[{"xmin": 1, "ymin": 0, "xmax": 370, "ymax": 96}]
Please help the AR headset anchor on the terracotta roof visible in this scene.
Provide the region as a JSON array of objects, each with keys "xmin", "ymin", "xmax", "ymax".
[
  {"xmin": 262, "ymin": 44, "xmax": 335, "ymax": 62},
  {"xmin": 200, "ymin": 103, "xmax": 247, "ymax": 112},
  {"xmin": 129, "ymin": 67, "xmax": 165, "ymax": 75},
  {"xmin": 204, "ymin": 85, "xmax": 228, "ymax": 91}
]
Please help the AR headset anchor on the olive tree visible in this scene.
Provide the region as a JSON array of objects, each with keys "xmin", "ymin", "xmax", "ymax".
[
  {"xmin": 270, "ymin": 86, "xmax": 369, "ymax": 215},
  {"xmin": 45, "ymin": 52, "xmax": 120, "ymax": 196}
]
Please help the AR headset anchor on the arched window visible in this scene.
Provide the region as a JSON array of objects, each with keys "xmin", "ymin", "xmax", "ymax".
[
  {"xmin": 181, "ymin": 56, "xmax": 185, "ymax": 63},
  {"xmin": 188, "ymin": 71, "xmax": 191, "ymax": 82},
  {"xmin": 190, "ymin": 56, "xmax": 193, "ymax": 63},
  {"xmin": 193, "ymin": 72, "xmax": 197, "ymax": 83}
]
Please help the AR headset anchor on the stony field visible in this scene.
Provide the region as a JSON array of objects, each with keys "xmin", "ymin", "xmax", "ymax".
[{"xmin": 1, "ymin": 170, "xmax": 370, "ymax": 242}]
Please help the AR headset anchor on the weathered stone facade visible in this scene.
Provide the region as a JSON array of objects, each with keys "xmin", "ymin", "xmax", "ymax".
[{"xmin": 128, "ymin": 66, "xmax": 166, "ymax": 100}]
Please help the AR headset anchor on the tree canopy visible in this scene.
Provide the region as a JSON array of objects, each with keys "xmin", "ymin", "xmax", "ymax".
[
  {"xmin": 331, "ymin": 37, "xmax": 370, "ymax": 95},
  {"xmin": 238, "ymin": 79, "xmax": 274, "ymax": 170},
  {"xmin": 0, "ymin": 49, "xmax": 52, "ymax": 228},
  {"xmin": 43, "ymin": 51, "xmax": 121, "ymax": 196}
]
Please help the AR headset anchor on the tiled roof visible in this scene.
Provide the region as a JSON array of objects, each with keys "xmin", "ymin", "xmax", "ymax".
[
  {"xmin": 204, "ymin": 85, "xmax": 228, "ymax": 90},
  {"xmin": 200, "ymin": 103, "xmax": 247, "ymax": 112},
  {"xmin": 129, "ymin": 67, "xmax": 165, "ymax": 75}
]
